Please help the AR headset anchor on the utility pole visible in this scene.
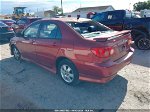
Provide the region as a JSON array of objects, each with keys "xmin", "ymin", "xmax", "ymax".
[
  {"xmin": 129, "ymin": 3, "xmax": 131, "ymax": 11},
  {"xmin": 61, "ymin": 0, "xmax": 63, "ymax": 15},
  {"xmin": 80, "ymin": 0, "xmax": 81, "ymax": 8}
]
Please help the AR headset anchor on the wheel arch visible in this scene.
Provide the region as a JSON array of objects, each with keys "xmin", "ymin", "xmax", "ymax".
[
  {"xmin": 131, "ymin": 27, "xmax": 149, "ymax": 40},
  {"xmin": 10, "ymin": 44, "xmax": 16, "ymax": 55},
  {"xmin": 55, "ymin": 56, "xmax": 75, "ymax": 72}
]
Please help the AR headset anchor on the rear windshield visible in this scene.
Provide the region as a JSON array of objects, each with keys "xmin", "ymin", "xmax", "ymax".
[
  {"xmin": 67, "ymin": 21, "xmax": 113, "ymax": 38},
  {"xmin": 0, "ymin": 22, "xmax": 7, "ymax": 26}
]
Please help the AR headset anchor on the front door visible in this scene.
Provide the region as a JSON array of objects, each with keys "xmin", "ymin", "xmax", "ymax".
[{"xmin": 16, "ymin": 22, "xmax": 40, "ymax": 61}]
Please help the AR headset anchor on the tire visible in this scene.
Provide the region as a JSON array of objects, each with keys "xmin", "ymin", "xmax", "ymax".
[
  {"xmin": 58, "ymin": 59, "xmax": 80, "ymax": 85},
  {"xmin": 12, "ymin": 46, "xmax": 21, "ymax": 61},
  {"xmin": 7, "ymin": 37, "xmax": 11, "ymax": 42},
  {"xmin": 135, "ymin": 35, "xmax": 150, "ymax": 50}
]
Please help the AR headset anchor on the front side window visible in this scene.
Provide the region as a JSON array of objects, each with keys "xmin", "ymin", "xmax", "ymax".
[
  {"xmin": 39, "ymin": 22, "xmax": 61, "ymax": 39},
  {"xmin": 24, "ymin": 23, "xmax": 40, "ymax": 38}
]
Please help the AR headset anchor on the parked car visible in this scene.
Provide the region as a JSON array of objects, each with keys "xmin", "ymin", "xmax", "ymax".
[
  {"xmin": 92, "ymin": 10, "xmax": 150, "ymax": 50},
  {"xmin": 12, "ymin": 17, "xmax": 41, "ymax": 33},
  {"xmin": 10, "ymin": 18, "xmax": 134, "ymax": 85},
  {"xmin": 0, "ymin": 21, "xmax": 15, "ymax": 42},
  {"xmin": 0, "ymin": 19, "xmax": 16, "ymax": 26}
]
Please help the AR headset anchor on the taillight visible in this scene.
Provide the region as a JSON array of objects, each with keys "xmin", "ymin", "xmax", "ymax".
[
  {"xmin": 127, "ymin": 38, "xmax": 134, "ymax": 45},
  {"xmin": 127, "ymin": 33, "xmax": 133, "ymax": 45},
  {"xmin": 91, "ymin": 47, "xmax": 114, "ymax": 58},
  {"xmin": 8, "ymin": 27, "xmax": 13, "ymax": 31}
]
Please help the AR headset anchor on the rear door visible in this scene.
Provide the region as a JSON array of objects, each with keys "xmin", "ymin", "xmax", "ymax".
[{"xmin": 34, "ymin": 21, "xmax": 62, "ymax": 68}]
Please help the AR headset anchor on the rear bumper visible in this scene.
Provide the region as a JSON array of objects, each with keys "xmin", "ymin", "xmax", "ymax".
[
  {"xmin": 78, "ymin": 48, "xmax": 134, "ymax": 83},
  {"xmin": 0, "ymin": 32, "xmax": 15, "ymax": 41}
]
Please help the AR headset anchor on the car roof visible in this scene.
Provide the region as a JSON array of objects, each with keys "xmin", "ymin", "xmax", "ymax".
[{"xmin": 42, "ymin": 17, "xmax": 91, "ymax": 23}]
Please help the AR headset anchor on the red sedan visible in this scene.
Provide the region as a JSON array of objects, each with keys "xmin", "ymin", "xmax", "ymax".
[{"xmin": 10, "ymin": 18, "xmax": 134, "ymax": 85}]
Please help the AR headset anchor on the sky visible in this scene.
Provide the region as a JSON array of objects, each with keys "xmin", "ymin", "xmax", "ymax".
[{"xmin": 0, "ymin": 0, "xmax": 147, "ymax": 14}]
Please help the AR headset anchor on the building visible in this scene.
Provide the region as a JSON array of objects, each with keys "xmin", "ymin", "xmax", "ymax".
[
  {"xmin": 34, "ymin": 10, "xmax": 56, "ymax": 18},
  {"xmin": 0, "ymin": 14, "xmax": 12, "ymax": 19},
  {"xmin": 65, "ymin": 5, "xmax": 115, "ymax": 18},
  {"xmin": 141, "ymin": 9, "xmax": 150, "ymax": 18}
]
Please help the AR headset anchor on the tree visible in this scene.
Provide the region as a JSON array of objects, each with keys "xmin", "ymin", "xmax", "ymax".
[
  {"xmin": 133, "ymin": 0, "xmax": 150, "ymax": 11},
  {"xmin": 52, "ymin": 6, "xmax": 63, "ymax": 15}
]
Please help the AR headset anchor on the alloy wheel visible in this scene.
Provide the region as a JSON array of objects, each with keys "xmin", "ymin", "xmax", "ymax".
[
  {"xmin": 13, "ymin": 47, "xmax": 20, "ymax": 60},
  {"xmin": 137, "ymin": 38, "xmax": 150, "ymax": 50},
  {"xmin": 60, "ymin": 64, "xmax": 74, "ymax": 83}
]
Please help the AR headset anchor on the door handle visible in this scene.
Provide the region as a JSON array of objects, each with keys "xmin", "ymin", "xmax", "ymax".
[
  {"xmin": 32, "ymin": 40, "xmax": 36, "ymax": 42},
  {"xmin": 32, "ymin": 42, "xmax": 37, "ymax": 45},
  {"xmin": 32, "ymin": 40, "xmax": 37, "ymax": 45},
  {"xmin": 52, "ymin": 42, "xmax": 57, "ymax": 46}
]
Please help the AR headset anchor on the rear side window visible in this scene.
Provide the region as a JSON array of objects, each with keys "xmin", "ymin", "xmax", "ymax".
[
  {"xmin": 107, "ymin": 11, "xmax": 123, "ymax": 20},
  {"xmin": 39, "ymin": 22, "xmax": 62, "ymax": 39}
]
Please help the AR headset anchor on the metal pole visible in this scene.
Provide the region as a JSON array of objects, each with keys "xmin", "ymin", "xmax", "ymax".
[{"xmin": 61, "ymin": 0, "xmax": 63, "ymax": 15}]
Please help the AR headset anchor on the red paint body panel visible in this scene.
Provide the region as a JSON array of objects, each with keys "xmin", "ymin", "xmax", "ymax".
[{"xmin": 10, "ymin": 18, "xmax": 134, "ymax": 83}]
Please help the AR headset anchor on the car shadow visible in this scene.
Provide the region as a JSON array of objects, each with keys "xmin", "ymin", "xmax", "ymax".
[
  {"xmin": 131, "ymin": 49, "xmax": 150, "ymax": 68},
  {"xmin": 1, "ymin": 57, "xmax": 128, "ymax": 111}
]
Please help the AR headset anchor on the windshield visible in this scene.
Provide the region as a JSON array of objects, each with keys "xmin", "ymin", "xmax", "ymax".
[{"xmin": 67, "ymin": 21, "xmax": 113, "ymax": 38}]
